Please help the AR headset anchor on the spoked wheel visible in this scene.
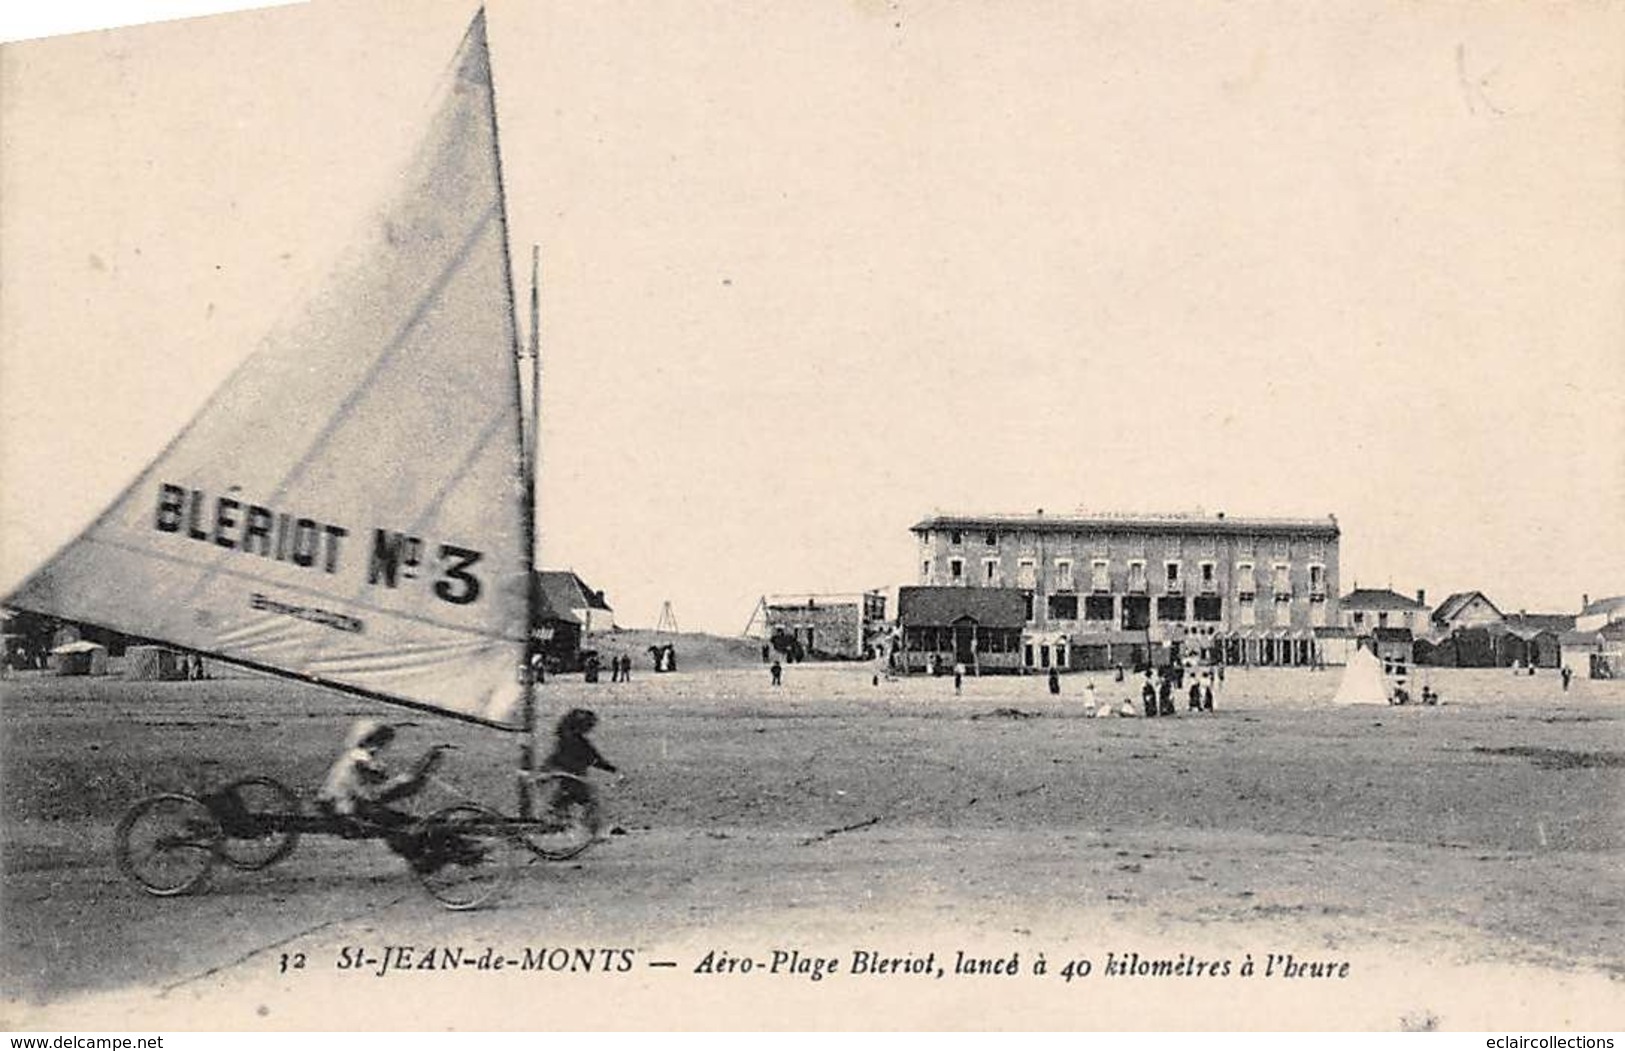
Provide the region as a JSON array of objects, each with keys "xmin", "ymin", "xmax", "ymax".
[
  {"xmin": 515, "ymin": 773, "xmax": 598, "ymax": 861},
  {"xmin": 115, "ymin": 793, "xmax": 221, "ymax": 896},
  {"xmin": 213, "ymin": 776, "xmax": 302, "ymax": 870},
  {"xmin": 412, "ymin": 804, "xmax": 514, "ymax": 911}
]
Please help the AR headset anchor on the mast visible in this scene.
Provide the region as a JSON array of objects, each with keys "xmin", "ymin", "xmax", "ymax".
[
  {"xmin": 521, "ymin": 243, "xmax": 542, "ymax": 814},
  {"xmin": 529, "ymin": 244, "xmax": 542, "ymax": 538},
  {"xmin": 477, "ymin": 7, "xmax": 539, "ymax": 805}
]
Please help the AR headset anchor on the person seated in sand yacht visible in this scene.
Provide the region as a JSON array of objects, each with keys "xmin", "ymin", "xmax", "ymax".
[{"xmin": 315, "ymin": 719, "xmax": 450, "ymax": 862}]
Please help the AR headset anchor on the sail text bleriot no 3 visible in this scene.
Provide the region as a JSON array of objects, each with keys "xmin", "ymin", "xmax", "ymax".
[{"xmin": 154, "ymin": 482, "xmax": 486, "ymax": 608}]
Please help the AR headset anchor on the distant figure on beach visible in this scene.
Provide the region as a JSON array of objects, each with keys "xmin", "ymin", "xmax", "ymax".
[
  {"xmin": 1118, "ymin": 698, "xmax": 1139, "ymax": 718},
  {"xmin": 1083, "ymin": 680, "xmax": 1097, "ymax": 714},
  {"xmin": 762, "ymin": 644, "xmax": 771, "ymax": 664},
  {"xmin": 1202, "ymin": 675, "xmax": 1214, "ymax": 712},
  {"xmin": 1047, "ymin": 666, "xmax": 1060, "ymax": 695},
  {"xmin": 953, "ymin": 661, "xmax": 966, "ymax": 694},
  {"xmin": 1158, "ymin": 672, "xmax": 1175, "ymax": 716},
  {"xmin": 1114, "ymin": 663, "xmax": 1125, "ymax": 683},
  {"xmin": 1189, "ymin": 678, "xmax": 1203, "ymax": 711},
  {"xmin": 1561, "ymin": 665, "xmax": 1573, "ymax": 691},
  {"xmin": 770, "ymin": 659, "xmax": 782, "ymax": 687},
  {"xmin": 1141, "ymin": 674, "xmax": 1157, "ymax": 717}
]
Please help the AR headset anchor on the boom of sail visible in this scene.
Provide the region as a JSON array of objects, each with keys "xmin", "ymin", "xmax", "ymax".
[{"xmin": 6, "ymin": 13, "xmax": 533, "ymax": 728}]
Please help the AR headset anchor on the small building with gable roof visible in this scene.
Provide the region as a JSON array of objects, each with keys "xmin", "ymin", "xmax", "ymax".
[
  {"xmin": 536, "ymin": 570, "xmax": 616, "ymax": 634},
  {"xmin": 1431, "ymin": 591, "xmax": 1504, "ymax": 633},
  {"xmin": 896, "ymin": 586, "xmax": 1025, "ymax": 675}
]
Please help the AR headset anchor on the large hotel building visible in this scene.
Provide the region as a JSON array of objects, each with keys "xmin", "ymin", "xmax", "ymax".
[{"xmin": 908, "ymin": 510, "xmax": 1342, "ymax": 671}]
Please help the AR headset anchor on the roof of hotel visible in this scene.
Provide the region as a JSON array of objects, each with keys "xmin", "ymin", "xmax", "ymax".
[{"xmin": 911, "ymin": 511, "xmax": 1338, "ymax": 538}]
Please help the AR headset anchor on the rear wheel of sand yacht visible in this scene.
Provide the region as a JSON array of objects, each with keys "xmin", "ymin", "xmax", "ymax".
[
  {"xmin": 515, "ymin": 772, "xmax": 598, "ymax": 861},
  {"xmin": 412, "ymin": 804, "xmax": 515, "ymax": 910},
  {"xmin": 115, "ymin": 793, "xmax": 221, "ymax": 896}
]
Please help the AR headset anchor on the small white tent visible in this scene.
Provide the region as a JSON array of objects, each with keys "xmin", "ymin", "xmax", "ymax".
[{"xmin": 1332, "ymin": 644, "xmax": 1389, "ymax": 705}]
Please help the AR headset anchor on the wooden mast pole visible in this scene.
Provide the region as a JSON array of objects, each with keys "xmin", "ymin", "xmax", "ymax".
[
  {"xmin": 478, "ymin": 6, "xmax": 538, "ymax": 814},
  {"xmin": 518, "ymin": 243, "xmax": 541, "ymax": 816}
]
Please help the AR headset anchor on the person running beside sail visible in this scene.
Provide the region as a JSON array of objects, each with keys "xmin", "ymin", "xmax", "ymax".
[{"xmin": 543, "ymin": 708, "xmax": 620, "ymax": 832}]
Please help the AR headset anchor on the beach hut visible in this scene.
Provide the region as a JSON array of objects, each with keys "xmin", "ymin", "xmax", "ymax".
[
  {"xmin": 124, "ymin": 645, "xmax": 188, "ymax": 681},
  {"xmin": 50, "ymin": 640, "xmax": 108, "ymax": 676}
]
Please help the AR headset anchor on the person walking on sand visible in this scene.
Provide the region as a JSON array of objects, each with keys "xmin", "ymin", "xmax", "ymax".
[
  {"xmin": 1048, "ymin": 665, "xmax": 1061, "ymax": 696},
  {"xmin": 953, "ymin": 660, "xmax": 966, "ymax": 695},
  {"xmin": 1141, "ymin": 673, "xmax": 1157, "ymax": 717},
  {"xmin": 1158, "ymin": 671, "xmax": 1176, "ymax": 716},
  {"xmin": 1562, "ymin": 665, "xmax": 1573, "ymax": 692},
  {"xmin": 1083, "ymin": 679, "xmax": 1097, "ymax": 715},
  {"xmin": 770, "ymin": 659, "xmax": 782, "ymax": 687}
]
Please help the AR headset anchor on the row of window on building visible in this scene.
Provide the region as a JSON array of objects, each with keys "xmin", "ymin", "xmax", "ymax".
[
  {"xmin": 928, "ymin": 529, "xmax": 1327, "ymax": 562},
  {"xmin": 930, "ymin": 556, "xmax": 1328, "ymax": 598}
]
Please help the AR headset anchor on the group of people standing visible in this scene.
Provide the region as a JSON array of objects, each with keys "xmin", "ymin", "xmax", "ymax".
[
  {"xmin": 1134, "ymin": 665, "xmax": 1215, "ymax": 716},
  {"xmin": 1064, "ymin": 664, "xmax": 1218, "ymax": 719},
  {"xmin": 581, "ymin": 652, "xmax": 637, "ymax": 683}
]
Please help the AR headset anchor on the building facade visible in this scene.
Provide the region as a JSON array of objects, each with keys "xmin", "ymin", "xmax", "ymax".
[
  {"xmin": 911, "ymin": 511, "xmax": 1341, "ymax": 670},
  {"xmin": 1340, "ymin": 588, "xmax": 1431, "ymax": 636},
  {"xmin": 764, "ymin": 591, "xmax": 887, "ymax": 660}
]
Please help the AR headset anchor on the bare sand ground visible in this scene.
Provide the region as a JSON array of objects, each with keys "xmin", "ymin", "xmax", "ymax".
[{"xmin": 2, "ymin": 663, "xmax": 1622, "ymax": 1030}]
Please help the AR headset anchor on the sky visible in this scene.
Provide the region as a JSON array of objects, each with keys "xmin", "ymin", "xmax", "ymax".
[{"xmin": 2, "ymin": 0, "xmax": 1622, "ymax": 633}]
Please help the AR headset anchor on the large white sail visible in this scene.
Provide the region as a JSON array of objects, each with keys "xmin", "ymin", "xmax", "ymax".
[{"xmin": 7, "ymin": 13, "xmax": 531, "ymax": 728}]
